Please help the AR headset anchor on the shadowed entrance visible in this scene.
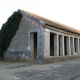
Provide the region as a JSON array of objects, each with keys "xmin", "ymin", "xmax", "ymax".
[{"xmin": 30, "ymin": 32, "xmax": 37, "ymax": 59}]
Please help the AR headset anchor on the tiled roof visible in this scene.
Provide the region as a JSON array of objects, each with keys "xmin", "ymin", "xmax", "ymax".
[{"xmin": 22, "ymin": 10, "xmax": 80, "ymax": 34}]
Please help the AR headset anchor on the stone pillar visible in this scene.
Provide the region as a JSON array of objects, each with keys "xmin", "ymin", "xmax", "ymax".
[
  {"xmin": 54, "ymin": 34, "xmax": 59, "ymax": 56},
  {"xmin": 70, "ymin": 37, "xmax": 75, "ymax": 55},
  {"xmin": 60, "ymin": 35, "xmax": 64, "ymax": 56},
  {"xmin": 37, "ymin": 30, "xmax": 44, "ymax": 59},
  {"xmin": 78, "ymin": 38, "xmax": 79, "ymax": 54},
  {"xmin": 66, "ymin": 36, "xmax": 71, "ymax": 55},
  {"xmin": 79, "ymin": 39, "xmax": 80, "ymax": 54},
  {"xmin": 44, "ymin": 31, "xmax": 50, "ymax": 58}
]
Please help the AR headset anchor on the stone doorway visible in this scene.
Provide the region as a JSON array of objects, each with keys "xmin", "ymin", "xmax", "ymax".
[
  {"xmin": 50, "ymin": 33, "xmax": 54, "ymax": 56},
  {"xmin": 30, "ymin": 32, "xmax": 37, "ymax": 59},
  {"xmin": 64, "ymin": 36, "xmax": 67, "ymax": 55}
]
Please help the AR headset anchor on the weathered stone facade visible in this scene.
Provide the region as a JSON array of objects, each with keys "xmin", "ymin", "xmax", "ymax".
[{"xmin": 4, "ymin": 10, "xmax": 80, "ymax": 62}]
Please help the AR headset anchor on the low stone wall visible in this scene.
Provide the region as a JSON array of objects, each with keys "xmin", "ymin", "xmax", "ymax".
[
  {"xmin": 4, "ymin": 51, "xmax": 30, "ymax": 62},
  {"xmin": 43, "ymin": 54, "xmax": 80, "ymax": 63}
]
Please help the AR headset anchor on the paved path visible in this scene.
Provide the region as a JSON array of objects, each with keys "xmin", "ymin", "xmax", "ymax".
[{"xmin": 0, "ymin": 59, "xmax": 80, "ymax": 80}]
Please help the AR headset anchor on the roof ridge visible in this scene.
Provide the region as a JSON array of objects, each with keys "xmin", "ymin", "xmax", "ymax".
[
  {"xmin": 22, "ymin": 10, "xmax": 52, "ymax": 21},
  {"xmin": 21, "ymin": 10, "xmax": 80, "ymax": 34}
]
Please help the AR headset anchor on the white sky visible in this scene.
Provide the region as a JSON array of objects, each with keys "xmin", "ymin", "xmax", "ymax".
[{"xmin": 0, "ymin": 0, "xmax": 80, "ymax": 30}]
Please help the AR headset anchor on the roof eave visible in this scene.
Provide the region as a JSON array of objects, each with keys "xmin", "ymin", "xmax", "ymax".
[{"xmin": 45, "ymin": 23, "xmax": 80, "ymax": 35}]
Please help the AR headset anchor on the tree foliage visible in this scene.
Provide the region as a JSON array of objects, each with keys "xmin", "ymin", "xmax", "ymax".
[{"xmin": 0, "ymin": 10, "xmax": 22, "ymax": 57}]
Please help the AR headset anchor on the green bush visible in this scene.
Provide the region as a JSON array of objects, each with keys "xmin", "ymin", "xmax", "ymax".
[{"xmin": 0, "ymin": 10, "xmax": 22, "ymax": 57}]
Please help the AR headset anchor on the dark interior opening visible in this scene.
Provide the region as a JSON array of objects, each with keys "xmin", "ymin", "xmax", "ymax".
[
  {"xmin": 34, "ymin": 33, "xmax": 37, "ymax": 58},
  {"xmin": 64, "ymin": 36, "xmax": 67, "ymax": 55},
  {"xmin": 70, "ymin": 37, "xmax": 72, "ymax": 54},
  {"xmin": 50, "ymin": 33, "xmax": 54, "ymax": 56},
  {"xmin": 59, "ymin": 35, "xmax": 60, "ymax": 56},
  {"xmin": 74, "ymin": 38, "xmax": 76, "ymax": 52}
]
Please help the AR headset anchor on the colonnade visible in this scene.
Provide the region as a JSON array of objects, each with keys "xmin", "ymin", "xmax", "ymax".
[{"xmin": 44, "ymin": 32, "xmax": 80, "ymax": 57}]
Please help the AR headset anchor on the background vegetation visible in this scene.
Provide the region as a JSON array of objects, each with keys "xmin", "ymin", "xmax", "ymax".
[{"xmin": 0, "ymin": 10, "xmax": 22, "ymax": 58}]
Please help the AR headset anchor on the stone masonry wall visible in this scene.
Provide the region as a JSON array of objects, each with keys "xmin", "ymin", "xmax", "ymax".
[
  {"xmin": 7, "ymin": 12, "xmax": 44, "ymax": 52},
  {"xmin": 4, "ymin": 11, "xmax": 45, "ymax": 61}
]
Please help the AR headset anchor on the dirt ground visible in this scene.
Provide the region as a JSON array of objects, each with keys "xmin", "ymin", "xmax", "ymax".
[{"xmin": 0, "ymin": 59, "xmax": 80, "ymax": 80}]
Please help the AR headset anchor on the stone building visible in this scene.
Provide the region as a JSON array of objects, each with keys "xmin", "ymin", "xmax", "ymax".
[{"xmin": 4, "ymin": 10, "xmax": 80, "ymax": 62}]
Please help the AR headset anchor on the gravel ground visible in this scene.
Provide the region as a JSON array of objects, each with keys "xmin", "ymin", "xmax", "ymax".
[{"xmin": 0, "ymin": 59, "xmax": 80, "ymax": 80}]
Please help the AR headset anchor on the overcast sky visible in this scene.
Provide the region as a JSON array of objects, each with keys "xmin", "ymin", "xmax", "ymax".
[{"xmin": 0, "ymin": 0, "xmax": 80, "ymax": 30}]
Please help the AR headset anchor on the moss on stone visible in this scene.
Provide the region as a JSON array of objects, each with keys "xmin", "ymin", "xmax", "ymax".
[{"xmin": 0, "ymin": 10, "xmax": 23, "ymax": 57}]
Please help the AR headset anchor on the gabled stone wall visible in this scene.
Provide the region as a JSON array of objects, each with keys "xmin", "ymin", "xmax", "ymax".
[
  {"xmin": 4, "ymin": 11, "xmax": 45, "ymax": 61},
  {"xmin": 7, "ymin": 12, "xmax": 43, "ymax": 52}
]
